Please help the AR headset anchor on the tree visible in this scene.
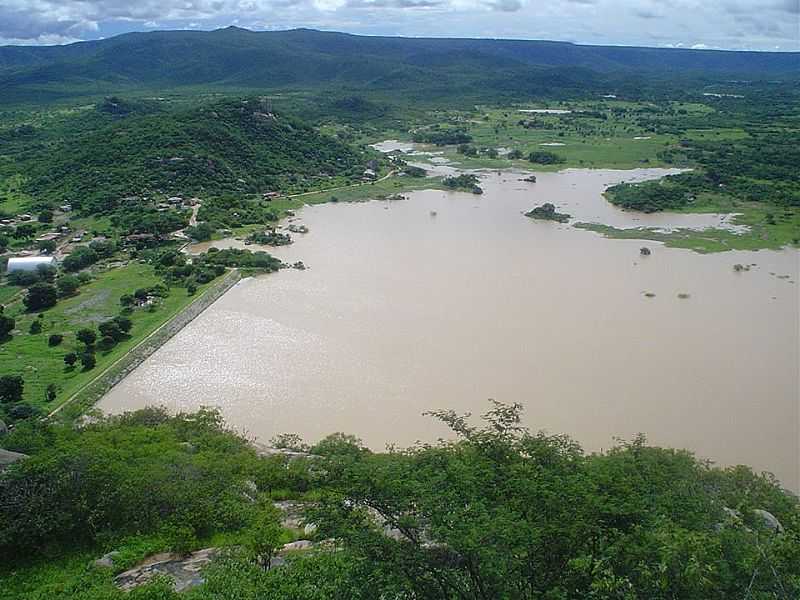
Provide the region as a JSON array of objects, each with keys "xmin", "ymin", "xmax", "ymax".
[
  {"xmin": 76, "ymin": 328, "xmax": 97, "ymax": 347},
  {"xmin": 29, "ymin": 320, "xmax": 42, "ymax": 334},
  {"xmin": 80, "ymin": 351, "xmax": 96, "ymax": 370},
  {"xmin": 37, "ymin": 210, "xmax": 54, "ymax": 223},
  {"xmin": 13, "ymin": 223, "xmax": 36, "ymax": 240},
  {"xmin": 0, "ymin": 314, "xmax": 14, "ymax": 339},
  {"xmin": 0, "ymin": 375, "xmax": 24, "ymax": 403},
  {"xmin": 37, "ymin": 239, "xmax": 57, "ymax": 254},
  {"xmin": 48, "ymin": 333, "xmax": 63, "ymax": 346},
  {"xmin": 23, "ymin": 283, "xmax": 58, "ymax": 312},
  {"xmin": 244, "ymin": 498, "xmax": 284, "ymax": 570},
  {"xmin": 63, "ymin": 352, "xmax": 78, "ymax": 368},
  {"xmin": 56, "ymin": 275, "xmax": 80, "ymax": 297},
  {"xmin": 114, "ymin": 316, "xmax": 133, "ymax": 333},
  {"xmin": 98, "ymin": 320, "xmax": 124, "ymax": 342}
]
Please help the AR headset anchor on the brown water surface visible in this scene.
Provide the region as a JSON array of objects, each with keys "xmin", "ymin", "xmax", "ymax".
[{"xmin": 100, "ymin": 169, "xmax": 800, "ymax": 490}]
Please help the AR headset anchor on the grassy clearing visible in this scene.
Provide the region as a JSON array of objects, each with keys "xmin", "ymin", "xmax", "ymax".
[
  {"xmin": 0, "ymin": 262, "xmax": 206, "ymax": 412},
  {"xmin": 576, "ymin": 199, "xmax": 800, "ymax": 252},
  {"xmin": 0, "ymin": 174, "xmax": 33, "ymax": 215}
]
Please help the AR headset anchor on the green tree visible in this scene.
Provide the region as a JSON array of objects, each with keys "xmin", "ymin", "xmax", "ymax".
[
  {"xmin": 0, "ymin": 314, "xmax": 14, "ymax": 339},
  {"xmin": 23, "ymin": 282, "xmax": 58, "ymax": 311},
  {"xmin": 28, "ymin": 320, "xmax": 42, "ymax": 334},
  {"xmin": 244, "ymin": 498, "xmax": 284, "ymax": 570},
  {"xmin": 0, "ymin": 374, "xmax": 24, "ymax": 403},
  {"xmin": 80, "ymin": 351, "xmax": 96, "ymax": 370},
  {"xmin": 76, "ymin": 328, "xmax": 96, "ymax": 346},
  {"xmin": 63, "ymin": 352, "xmax": 78, "ymax": 368},
  {"xmin": 56, "ymin": 275, "xmax": 80, "ymax": 297},
  {"xmin": 48, "ymin": 333, "xmax": 63, "ymax": 346},
  {"xmin": 45, "ymin": 383, "xmax": 58, "ymax": 403}
]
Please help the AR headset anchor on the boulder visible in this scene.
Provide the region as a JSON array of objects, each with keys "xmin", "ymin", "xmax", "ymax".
[
  {"xmin": 0, "ymin": 448, "xmax": 28, "ymax": 471},
  {"xmin": 93, "ymin": 551, "xmax": 120, "ymax": 569},
  {"xmin": 0, "ymin": 419, "xmax": 7, "ymax": 436},
  {"xmin": 753, "ymin": 509, "xmax": 784, "ymax": 534},
  {"xmin": 282, "ymin": 540, "xmax": 313, "ymax": 551}
]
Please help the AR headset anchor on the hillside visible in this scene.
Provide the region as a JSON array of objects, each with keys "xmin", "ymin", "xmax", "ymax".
[
  {"xmin": 0, "ymin": 98, "xmax": 377, "ymax": 217},
  {"xmin": 0, "ymin": 27, "xmax": 798, "ymax": 105}
]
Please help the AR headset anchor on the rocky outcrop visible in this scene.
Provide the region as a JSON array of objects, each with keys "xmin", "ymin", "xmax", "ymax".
[
  {"xmin": 93, "ymin": 551, "xmax": 120, "ymax": 569},
  {"xmin": 0, "ymin": 419, "xmax": 7, "ymax": 436},
  {"xmin": 114, "ymin": 548, "xmax": 220, "ymax": 592}
]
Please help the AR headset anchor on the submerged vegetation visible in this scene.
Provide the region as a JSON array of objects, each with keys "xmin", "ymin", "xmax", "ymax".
[{"xmin": 1, "ymin": 403, "xmax": 798, "ymax": 598}]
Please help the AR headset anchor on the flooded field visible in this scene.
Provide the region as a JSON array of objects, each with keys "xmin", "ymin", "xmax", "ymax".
[{"xmin": 100, "ymin": 168, "xmax": 799, "ymax": 491}]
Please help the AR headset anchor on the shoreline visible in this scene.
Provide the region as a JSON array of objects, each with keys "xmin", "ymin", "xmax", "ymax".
[{"xmin": 50, "ymin": 269, "xmax": 242, "ymax": 421}]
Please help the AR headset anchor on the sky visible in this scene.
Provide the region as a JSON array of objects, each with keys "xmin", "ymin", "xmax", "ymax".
[{"xmin": 0, "ymin": 0, "xmax": 798, "ymax": 51}]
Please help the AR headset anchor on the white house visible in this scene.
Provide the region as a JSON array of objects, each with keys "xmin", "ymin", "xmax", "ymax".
[{"xmin": 6, "ymin": 256, "xmax": 56, "ymax": 273}]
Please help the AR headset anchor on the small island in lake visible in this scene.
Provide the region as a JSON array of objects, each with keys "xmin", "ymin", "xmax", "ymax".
[
  {"xmin": 443, "ymin": 174, "xmax": 484, "ymax": 194},
  {"xmin": 525, "ymin": 203, "xmax": 570, "ymax": 223}
]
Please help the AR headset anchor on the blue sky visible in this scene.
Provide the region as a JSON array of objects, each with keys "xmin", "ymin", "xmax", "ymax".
[{"xmin": 1, "ymin": 0, "xmax": 798, "ymax": 50}]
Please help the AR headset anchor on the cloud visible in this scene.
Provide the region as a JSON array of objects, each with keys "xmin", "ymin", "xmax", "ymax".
[{"xmin": 486, "ymin": 0, "xmax": 523, "ymax": 11}]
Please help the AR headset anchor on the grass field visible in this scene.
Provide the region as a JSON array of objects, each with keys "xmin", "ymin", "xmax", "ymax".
[{"xmin": 0, "ymin": 262, "xmax": 205, "ymax": 412}]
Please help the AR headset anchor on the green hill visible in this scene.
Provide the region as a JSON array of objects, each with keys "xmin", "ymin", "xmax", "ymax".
[{"xmin": 2, "ymin": 98, "xmax": 376, "ymax": 217}]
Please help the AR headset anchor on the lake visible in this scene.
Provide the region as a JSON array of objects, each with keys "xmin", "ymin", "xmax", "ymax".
[{"xmin": 100, "ymin": 168, "xmax": 799, "ymax": 491}]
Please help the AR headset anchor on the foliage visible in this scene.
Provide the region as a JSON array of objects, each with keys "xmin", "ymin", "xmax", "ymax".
[
  {"xmin": 0, "ymin": 408, "xmax": 263, "ymax": 560},
  {"xmin": 525, "ymin": 203, "xmax": 571, "ymax": 222},
  {"xmin": 0, "ymin": 374, "xmax": 24, "ymax": 403},
  {"xmin": 442, "ymin": 174, "xmax": 483, "ymax": 194},
  {"xmin": 528, "ymin": 150, "xmax": 566, "ymax": 165},
  {"xmin": 23, "ymin": 282, "xmax": 58, "ymax": 311}
]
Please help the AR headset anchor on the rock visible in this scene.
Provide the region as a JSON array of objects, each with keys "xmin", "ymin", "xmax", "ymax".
[
  {"xmin": 93, "ymin": 550, "xmax": 120, "ymax": 569},
  {"xmin": 114, "ymin": 548, "xmax": 220, "ymax": 592},
  {"xmin": 303, "ymin": 523, "xmax": 318, "ymax": 536},
  {"xmin": 282, "ymin": 540, "xmax": 314, "ymax": 551},
  {"xmin": 242, "ymin": 479, "xmax": 258, "ymax": 502},
  {"xmin": 753, "ymin": 509, "xmax": 784, "ymax": 533},
  {"xmin": 0, "ymin": 419, "xmax": 7, "ymax": 436},
  {"xmin": 0, "ymin": 448, "xmax": 28, "ymax": 471}
]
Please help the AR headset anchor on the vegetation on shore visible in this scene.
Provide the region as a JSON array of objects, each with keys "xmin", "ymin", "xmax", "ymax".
[{"xmin": 1, "ymin": 402, "xmax": 798, "ymax": 599}]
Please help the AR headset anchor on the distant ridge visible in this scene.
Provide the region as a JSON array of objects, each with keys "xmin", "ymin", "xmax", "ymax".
[{"xmin": 0, "ymin": 27, "xmax": 797, "ymax": 104}]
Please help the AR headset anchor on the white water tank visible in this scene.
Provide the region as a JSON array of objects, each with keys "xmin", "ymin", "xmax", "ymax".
[{"xmin": 6, "ymin": 256, "xmax": 56, "ymax": 273}]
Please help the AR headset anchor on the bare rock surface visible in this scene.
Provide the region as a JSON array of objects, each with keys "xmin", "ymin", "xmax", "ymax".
[{"xmin": 114, "ymin": 547, "xmax": 220, "ymax": 592}]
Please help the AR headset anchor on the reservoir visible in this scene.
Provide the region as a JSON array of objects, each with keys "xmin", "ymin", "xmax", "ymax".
[{"xmin": 99, "ymin": 168, "xmax": 800, "ymax": 491}]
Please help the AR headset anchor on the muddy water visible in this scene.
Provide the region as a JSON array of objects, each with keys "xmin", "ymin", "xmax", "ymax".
[{"xmin": 100, "ymin": 169, "xmax": 800, "ymax": 491}]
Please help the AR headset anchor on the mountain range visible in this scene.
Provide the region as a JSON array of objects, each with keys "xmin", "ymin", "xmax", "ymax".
[{"xmin": 1, "ymin": 27, "xmax": 797, "ymax": 104}]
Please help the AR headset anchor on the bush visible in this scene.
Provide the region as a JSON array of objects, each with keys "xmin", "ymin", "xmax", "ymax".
[
  {"xmin": 47, "ymin": 334, "xmax": 63, "ymax": 346},
  {"xmin": 28, "ymin": 320, "xmax": 42, "ymax": 334},
  {"xmin": 63, "ymin": 352, "xmax": 77, "ymax": 367}
]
